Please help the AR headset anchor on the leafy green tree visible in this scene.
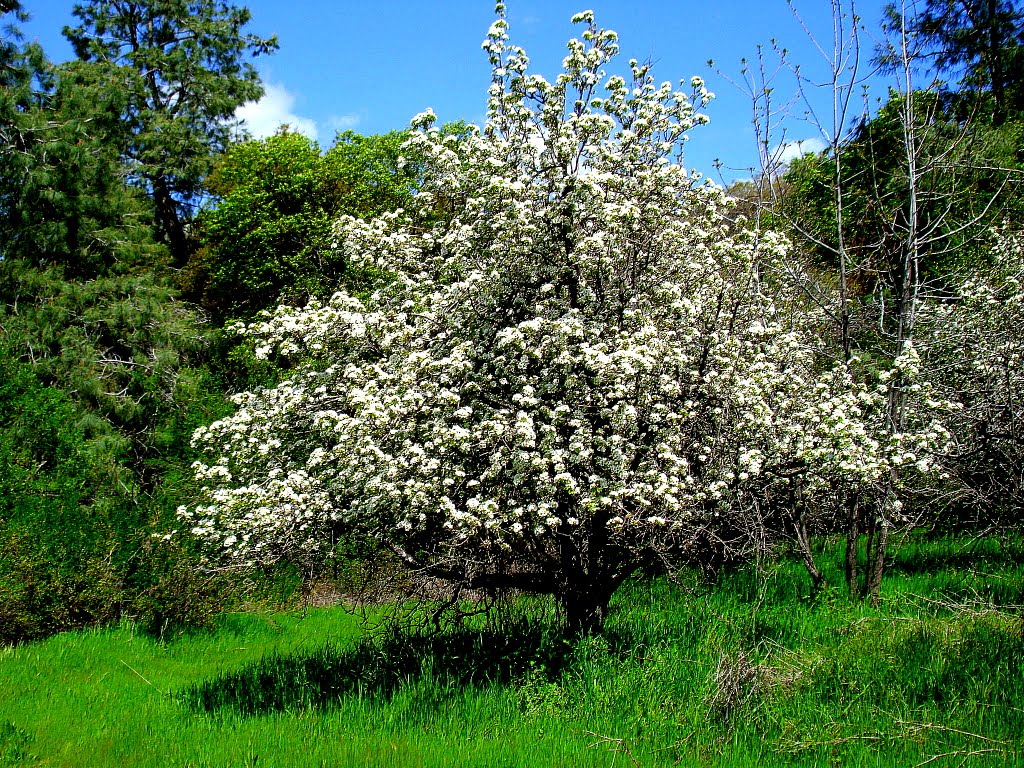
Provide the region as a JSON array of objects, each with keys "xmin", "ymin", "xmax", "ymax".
[
  {"xmin": 63, "ymin": 0, "xmax": 278, "ymax": 262},
  {"xmin": 0, "ymin": 341, "xmax": 237, "ymax": 641},
  {"xmin": 0, "ymin": 2, "xmax": 278, "ymax": 641},
  {"xmin": 0, "ymin": 4, "xmax": 46, "ymax": 251},
  {"xmin": 1, "ymin": 80, "xmax": 164, "ymax": 277},
  {"xmin": 186, "ymin": 129, "xmax": 416, "ymax": 319},
  {"xmin": 0, "ymin": 2, "xmax": 26, "ymax": 70},
  {"xmin": 0, "ymin": 196, "xmax": 241, "ymax": 640},
  {"xmin": 0, "ymin": 348, "xmax": 130, "ymax": 641}
]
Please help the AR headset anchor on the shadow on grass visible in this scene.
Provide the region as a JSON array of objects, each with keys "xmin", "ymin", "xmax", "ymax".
[
  {"xmin": 0, "ymin": 721, "xmax": 34, "ymax": 766},
  {"xmin": 186, "ymin": 618, "xmax": 575, "ymax": 715}
]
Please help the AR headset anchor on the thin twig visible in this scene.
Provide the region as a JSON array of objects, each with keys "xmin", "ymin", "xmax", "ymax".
[
  {"xmin": 120, "ymin": 659, "xmax": 167, "ymax": 696},
  {"xmin": 580, "ymin": 730, "xmax": 642, "ymax": 767}
]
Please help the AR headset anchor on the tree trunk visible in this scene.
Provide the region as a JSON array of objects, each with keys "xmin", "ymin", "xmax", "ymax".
[
  {"xmin": 557, "ymin": 504, "xmax": 616, "ymax": 636},
  {"xmin": 845, "ymin": 494, "xmax": 861, "ymax": 600},
  {"xmin": 792, "ymin": 487, "xmax": 825, "ymax": 594},
  {"xmin": 986, "ymin": 0, "xmax": 1007, "ymax": 127},
  {"xmin": 562, "ymin": 585, "xmax": 611, "ymax": 637},
  {"xmin": 865, "ymin": 518, "xmax": 890, "ymax": 605},
  {"xmin": 151, "ymin": 175, "xmax": 188, "ymax": 264},
  {"xmin": 802, "ymin": 550, "xmax": 825, "ymax": 595}
]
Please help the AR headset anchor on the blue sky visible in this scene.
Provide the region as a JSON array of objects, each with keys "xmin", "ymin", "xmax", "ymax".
[{"xmin": 23, "ymin": 0, "xmax": 895, "ymax": 182}]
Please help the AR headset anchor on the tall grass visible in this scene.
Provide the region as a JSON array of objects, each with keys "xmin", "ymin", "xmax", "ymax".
[{"xmin": 1, "ymin": 536, "xmax": 1021, "ymax": 767}]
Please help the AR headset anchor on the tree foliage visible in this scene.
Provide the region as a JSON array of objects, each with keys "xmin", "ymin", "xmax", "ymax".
[
  {"xmin": 0, "ymin": 80, "xmax": 163, "ymax": 277},
  {"xmin": 0, "ymin": 3, "xmax": 166, "ymax": 276},
  {"xmin": 0, "ymin": 350, "xmax": 128, "ymax": 641},
  {"xmin": 782, "ymin": 91, "xmax": 1020, "ymax": 292},
  {"xmin": 887, "ymin": 0, "xmax": 1024, "ymax": 125},
  {"xmin": 184, "ymin": 129, "xmax": 416, "ymax": 319},
  {"xmin": 0, "ymin": 1, "xmax": 267, "ymax": 641}
]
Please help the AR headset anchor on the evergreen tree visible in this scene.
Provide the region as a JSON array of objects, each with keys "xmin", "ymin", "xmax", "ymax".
[
  {"xmin": 889, "ymin": 0, "xmax": 1024, "ymax": 125},
  {"xmin": 0, "ymin": 3, "xmax": 162, "ymax": 276},
  {"xmin": 63, "ymin": 0, "xmax": 278, "ymax": 262},
  {"xmin": 0, "ymin": 3, "xmax": 250, "ymax": 640}
]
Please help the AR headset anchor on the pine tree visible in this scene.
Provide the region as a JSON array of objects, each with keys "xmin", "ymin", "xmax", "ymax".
[
  {"xmin": 64, "ymin": 0, "xmax": 278, "ymax": 262},
  {"xmin": 893, "ymin": 0, "xmax": 1024, "ymax": 125}
]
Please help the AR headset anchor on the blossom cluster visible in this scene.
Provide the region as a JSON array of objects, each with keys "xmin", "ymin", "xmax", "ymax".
[
  {"xmin": 914, "ymin": 229, "xmax": 1024, "ymax": 504},
  {"xmin": 181, "ymin": 7, "xmax": 950, "ymax": 573}
]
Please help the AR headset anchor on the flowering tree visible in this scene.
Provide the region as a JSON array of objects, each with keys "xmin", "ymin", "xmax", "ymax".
[
  {"xmin": 919, "ymin": 230, "xmax": 1024, "ymax": 525},
  {"xmin": 181, "ymin": 6, "xmax": 944, "ymax": 633}
]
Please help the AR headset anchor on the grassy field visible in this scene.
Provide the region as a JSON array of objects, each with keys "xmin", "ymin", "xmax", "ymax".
[{"xmin": 1, "ymin": 536, "xmax": 1022, "ymax": 767}]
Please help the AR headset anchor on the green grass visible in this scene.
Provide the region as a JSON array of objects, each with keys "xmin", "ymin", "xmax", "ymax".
[{"xmin": 1, "ymin": 536, "xmax": 1022, "ymax": 767}]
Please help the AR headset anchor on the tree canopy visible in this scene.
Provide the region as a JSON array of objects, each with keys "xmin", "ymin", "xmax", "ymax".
[
  {"xmin": 886, "ymin": 0, "xmax": 1024, "ymax": 124},
  {"xmin": 184, "ymin": 129, "xmax": 416, "ymax": 319}
]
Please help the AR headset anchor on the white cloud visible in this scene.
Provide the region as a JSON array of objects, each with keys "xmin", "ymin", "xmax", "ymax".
[
  {"xmin": 327, "ymin": 113, "xmax": 362, "ymax": 133},
  {"xmin": 775, "ymin": 137, "xmax": 827, "ymax": 165},
  {"xmin": 235, "ymin": 83, "xmax": 319, "ymax": 141}
]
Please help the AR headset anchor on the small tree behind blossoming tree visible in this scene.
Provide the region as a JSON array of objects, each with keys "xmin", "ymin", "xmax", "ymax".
[{"xmin": 180, "ymin": 5, "xmax": 949, "ymax": 635}]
